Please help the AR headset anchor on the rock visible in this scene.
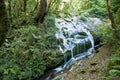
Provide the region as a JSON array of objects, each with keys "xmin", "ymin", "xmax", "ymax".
[
  {"xmin": 50, "ymin": 16, "xmax": 103, "ymax": 80},
  {"xmin": 85, "ymin": 17, "xmax": 103, "ymax": 31}
]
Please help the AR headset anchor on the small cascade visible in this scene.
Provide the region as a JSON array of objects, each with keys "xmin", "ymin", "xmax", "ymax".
[
  {"xmin": 39, "ymin": 16, "xmax": 103, "ymax": 80},
  {"xmin": 54, "ymin": 16, "xmax": 95, "ymax": 73}
]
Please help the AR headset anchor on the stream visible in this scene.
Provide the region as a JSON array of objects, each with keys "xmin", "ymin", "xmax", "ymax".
[{"xmin": 40, "ymin": 16, "xmax": 103, "ymax": 80}]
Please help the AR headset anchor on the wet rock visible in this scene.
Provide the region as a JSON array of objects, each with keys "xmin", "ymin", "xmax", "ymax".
[
  {"xmin": 78, "ymin": 32, "xmax": 87, "ymax": 37},
  {"xmin": 49, "ymin": 16, "xmax": 103, "ymax": 80}
]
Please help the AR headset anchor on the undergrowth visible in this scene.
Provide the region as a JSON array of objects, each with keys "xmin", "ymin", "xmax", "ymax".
[
  {"xmin": 100, "ymin": 25, "xmax": 120, "ymax": 80},
  {"xmin": 0, "ymin": 16, "xmax": 64, "ymax": 79}
]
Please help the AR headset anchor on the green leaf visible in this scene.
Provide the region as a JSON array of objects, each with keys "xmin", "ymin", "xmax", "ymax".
[
  {"xmin": 10, "ymin": 68, "xmax": 16, "ymax": 74},
  {"xmin": 109, "ymin": 69, "xmax": 120, "ymax": 77},
  {"xmin": 4, "ymin": 69, "xmax": 9, "ymax": 75}
]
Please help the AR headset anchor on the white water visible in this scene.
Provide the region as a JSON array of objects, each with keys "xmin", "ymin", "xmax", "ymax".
[{"xmin": 54, "ymin": 16, "xmax": 100, "ymax": 72}]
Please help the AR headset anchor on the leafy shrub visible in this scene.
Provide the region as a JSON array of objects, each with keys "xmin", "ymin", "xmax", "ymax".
[
  {"xmin": 88, "ymin": 5, "xmax": 108, "ymax": 18},
  {"xmin": 106, "ymin": 51, "xmax": 120, "ymax": 79},
  {"xmin": 101, "ymin": 25, "xmax": 120, "ymax": 80},
  {"xmin": 0, "ymin": 25, "xmax": 63, "ymax": 80},
  {"xmin": 100, "ymin": 25, "xmax": 120, "ymax": 49}
]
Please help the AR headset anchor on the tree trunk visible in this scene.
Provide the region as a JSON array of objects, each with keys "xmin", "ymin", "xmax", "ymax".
[
  {"xmin": 34, "ymin": 0, "xmax": 47, "ymax": 23},
  {"xmin": 106, "ymin": 0, "xmax": 116, "ymax": 28},
  {"xmin": 23, "ymin": 0, "xmax": 27, "ymax": 12},
  {"xmin": 106, "ymin": 0, "xmax": 120, "ymax": 39},
  {"xmin": 8, "ymin": 0, "xmax": 12, "ymax": 27},
  {"xmin": 0, "ymin": 0, "xmax": 10, "ymax": 46}
]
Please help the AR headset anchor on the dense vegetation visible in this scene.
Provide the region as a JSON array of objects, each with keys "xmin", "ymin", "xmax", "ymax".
[
  {"xmin": 0, "ymin": 0, "xmax": 63, "ymax": 79},
  {"xmin": 0, "ymin": 0, "xmax": 119, "ymax": 80},
  {"xmin": 102, "ymin": 0, "xmax": 120, "ymax": 79}
]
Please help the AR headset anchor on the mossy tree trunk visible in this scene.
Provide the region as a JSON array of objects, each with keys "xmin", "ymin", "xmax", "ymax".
[
  {"xmin": 0, "ymin": 0, "xmax": 10, "ymax": 46},
  {"xmin": 34, "ymin": 0, "xmax": 47, "ymax": 23},
  {"xmin": 106, "ymin": 0, "xmax": 116, "ymax": 28},
  {"xmin": 106, "ymin": 0, "xmax": 120, "ymax": 39}
]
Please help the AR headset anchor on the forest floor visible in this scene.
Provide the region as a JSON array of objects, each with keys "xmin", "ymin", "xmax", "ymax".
[{"xmin": 53, "ymin": 45, "xmax": 111, "ymax": 80}]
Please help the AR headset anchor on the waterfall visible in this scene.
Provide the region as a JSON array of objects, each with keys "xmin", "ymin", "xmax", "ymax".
[
  {"xmin": 39, "ymin": 16, "xmax": 104, "ymax": 80},
  {"xmin": 54, "ymin": 16, "xmax": 95, "ymax": 73}
]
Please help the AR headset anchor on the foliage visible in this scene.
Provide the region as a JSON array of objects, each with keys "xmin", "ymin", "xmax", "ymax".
[
  {"xmin": 111, "ymin": 0, "xmax": 120, "ymax": 12},
  {"xmin": 5, "ymin": 0, "xmax": 39, "ymax": 27},
  {"xmin": 101, "ymin": 25, "xmax": 120, "ymax": 79},
  {"xmin": 0, "ymin": 24, "xmax": 64, "ymax": 79},
  {"xmin": 86, "ymin": 0, "xmax": 108, "ymax": 18},
  {"xmin": 61, "ymin": 0, "xmax": 81, "ymax": 16},
  {"xmin": 115, "ymin": 8, "xmax": 120, "ymax": 25},
  {"xmin": 105, "ymin": 51, "xmax": 120, "ymax": 80},
  {"xmin": 47, "ymin": 0, "xmax": 61, "ymax": 14},
  {"xmin": 0, "ymin": 26, "xmax": 44, "ymax": 79},
  {"xmin": 1, "ymin": 0, "xmax": 120, "ymax": 79},
  {"xmin": 96, "ymin": 18, "xmax": 120, "ymax": 79},
  {"xmin": 98, "ymin": 24, "xmax": 120, "ymax": 47},
  {"xmin": 67, "ymin": 0, "xmax": 107, "ymax": 18}
]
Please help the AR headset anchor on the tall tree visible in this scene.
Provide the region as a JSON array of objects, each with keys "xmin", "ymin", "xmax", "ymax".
[
  {"xmin": 106, "ymin": 0, "xmax": 120, "ymax": 39},
  {"xmin": 106, "ymin": 0, "xmax": 116, "ymax": 28},
  {"xmin": 35, "ymin": 0, "xmax": 47, "ymax": 23},
  {"xmin": 0, "ymin": 0, "xmax": 10, "ymax": 46}
]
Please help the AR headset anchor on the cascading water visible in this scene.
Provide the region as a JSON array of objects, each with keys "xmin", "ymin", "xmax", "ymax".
[
  {"xmin": 54, "ymin": 16, "xmax": 94, "ymax": 73},
  {"xmin": 40, "ymin": 16, "xmax": 103, "ymax": 80}
]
